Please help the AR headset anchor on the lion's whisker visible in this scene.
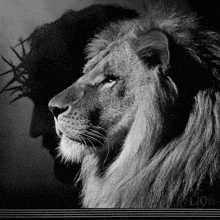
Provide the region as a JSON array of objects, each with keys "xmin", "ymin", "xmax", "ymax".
[
  {"xmin": 82, "ymin": 135, "xmax": 97, "ymax": 152},
  {"xmin": 92, "ymin": 125, "xmax": 106, "ymax": 132},
  {"xmin": 103, "ymin": 139, "xmax": 110, "ymax": 165},
  {"xmin": 82, "ymin": 133, "xmax": 104, "ymax": 146},
  {"xmin": 85, "ymin": 130, "xmax": 104, "ymax": 139}
]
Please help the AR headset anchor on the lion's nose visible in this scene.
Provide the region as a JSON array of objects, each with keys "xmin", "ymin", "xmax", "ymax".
[{"xmin": 48, "ymin": 105, "xmax": 69, "ymax": 119}]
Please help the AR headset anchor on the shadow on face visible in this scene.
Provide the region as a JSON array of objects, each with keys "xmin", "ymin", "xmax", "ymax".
[{"xmin": 1, "ymin": 4, "xmax": 138, "ymax": 191}]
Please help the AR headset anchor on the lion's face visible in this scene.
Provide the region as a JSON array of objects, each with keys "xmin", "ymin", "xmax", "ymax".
[
  {"xmin": 49, "ymin": 28, "xmax": 170, "ymax": 164},
  {"xmin": 49, "ymin": 40, "xmax": 146, "ymax": 162}
]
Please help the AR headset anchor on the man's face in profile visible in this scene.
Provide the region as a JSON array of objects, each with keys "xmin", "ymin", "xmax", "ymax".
[
  {"xmin": 29, "ymin": 82, "xmax": 81, "ymax": 184},
  {"xmin": 0, "ymin": 4, "xmax": 138, "ymax": 184}
]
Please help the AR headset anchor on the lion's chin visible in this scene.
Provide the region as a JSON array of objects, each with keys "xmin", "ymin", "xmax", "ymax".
[{"xmin": 57, "ymin": 135, "xmax": 90, "ymax": 164}]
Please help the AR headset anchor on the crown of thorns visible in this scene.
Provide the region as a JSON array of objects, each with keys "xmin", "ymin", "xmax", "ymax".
[{"xmin": 0, "ymin": 37, "xmax": 34, "ymax": 103}]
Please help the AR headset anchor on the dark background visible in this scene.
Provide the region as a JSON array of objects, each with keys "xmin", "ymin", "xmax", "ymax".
[{"xmin": 1, "ymin": 0, "xmax": 218, "ymax": 209}]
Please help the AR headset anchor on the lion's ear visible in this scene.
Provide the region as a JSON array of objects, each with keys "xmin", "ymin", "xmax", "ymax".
[{"xmin": 133, "ymin": 30, "xmax": 170, "ymax": 71}]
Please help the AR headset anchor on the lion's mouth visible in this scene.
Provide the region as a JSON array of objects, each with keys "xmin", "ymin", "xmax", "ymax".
[
  {"xmin": 59, "ymin": 131, "xmax": 83, "ymax": 145},
  {"xmin": 60, "ymin": 131, "xmax": 105, "ymax": 149},
  {"xmin": 55, "ymin": 121, "xmax": 84, "ymax": 145},
  {"xmin": 56, "ymin": 123, "xmax": 105, "ymax": 149},
  {"xmin": 64, "ymin": 134, "xmax": 83, "ymax": 145}
]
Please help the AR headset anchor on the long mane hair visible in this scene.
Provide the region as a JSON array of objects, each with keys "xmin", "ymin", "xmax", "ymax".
[{"xmin": 81, "ymin": 4, "xmax": 220, "ymax": 208}]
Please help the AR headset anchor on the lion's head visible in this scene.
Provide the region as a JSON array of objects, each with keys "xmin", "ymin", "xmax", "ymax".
[{"xmin": 49, "ymin": 4, "xmax": 220, "ymax": 208}]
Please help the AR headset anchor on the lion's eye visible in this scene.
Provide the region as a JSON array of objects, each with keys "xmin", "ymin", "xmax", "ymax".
[
  {"xmin": 103, "ymin": 75, "xmax": 118, "ymax": 84},
  {"xmin": 101, "ymin": 75, "xmax": 118, "ymax": 90}
]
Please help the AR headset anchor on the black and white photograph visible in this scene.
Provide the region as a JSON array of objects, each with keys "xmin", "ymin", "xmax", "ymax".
[{"xmin": 0, "ymin": 0, "xmax": 220, "ymax": 217}]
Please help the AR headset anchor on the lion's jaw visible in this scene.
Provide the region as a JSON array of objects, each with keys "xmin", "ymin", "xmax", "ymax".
[
  {"xmin": 58, "ymin": 135, "xmax": 88, "ymax": 163},
  {"xmin": 54, "ymin": 113, "xmax": 98, "ymax": 163},
  {"xmin": 53, "ymin": 115, "xmax": 87, "ymax": 163}
]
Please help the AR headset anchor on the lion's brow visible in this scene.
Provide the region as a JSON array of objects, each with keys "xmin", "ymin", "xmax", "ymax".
[
  {"xmin": 84, "ymin": 50, "xmax": 110, "ymax": 75},
  {"xmin": 83, "ymin": 62, "xmax": 109, "ymax": 86},
  {"xmin": 83, "ymin": 40, "xmax": 122, "ymax": 74}
]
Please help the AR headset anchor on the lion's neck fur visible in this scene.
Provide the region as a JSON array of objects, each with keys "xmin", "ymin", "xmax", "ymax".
[
  {"xmin": 79, "ymin": 4, "xmax": 220, "ymax": 208},
  {"xmin": 81, "ymin": 90, "xmax": 220, "ymax": 208}
]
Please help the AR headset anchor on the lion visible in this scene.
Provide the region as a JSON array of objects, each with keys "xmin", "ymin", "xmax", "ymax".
[{"xmin": 48, "ymin": 4, "xmax": 220, "ymax": 208}]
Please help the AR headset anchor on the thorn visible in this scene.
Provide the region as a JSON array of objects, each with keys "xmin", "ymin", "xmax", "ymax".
[
  {"xmin": 9, "ymin": 59, "xmax": 13, "ymax": 66},
  {"xmin": 4, "ymin": 86, "xmax": 23, "ymax": 92},
  {"xmin": 16, "ymin": 62, "xmax": 25, "ymax": 69},
  {"xmin": 15, "ymin": 36, "xmax": 27, "ymax": 47},
  {"xmin": 15, "ymin": 38, "xmax": 22, "ymax": 48},
  {"xmin": 0, "ymin": 69, "xmax": 13, "ymax": 76},
  {"xmin": 20, "ymin": 74, "xmax": 28, "ymax": 81},
  {"xmin": 0, "ymin": 77, "xmax": 18, "ymax": 94},
  {"xmin": 21, "ymin": 41, "xmax": 27, "ymax": 57},
  {"xmin": 1, "ymin": 56, "xmax": 16, "ymax": 69},
  {"xmin": 16, "ymin": 36, "xmax": 29, "ymax": 57},
  {"xmin": 1, "ymin": 55, "xmax": 12, "ymax": 67},
  {"xmin": 9, "ymin": 88, "xmax": 22, "ymax": 97},
  {"xmin": 10, "ymin": 46, "xmax": 22, "ymax": 61},
  {"xmin": 9, "ymin": 94, "xmax": 26, "ymax": 104}
]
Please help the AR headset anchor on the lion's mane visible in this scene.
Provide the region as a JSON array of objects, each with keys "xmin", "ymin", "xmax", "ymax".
[{"xmin": 77, "ymin": 4, "xmax": 220, "ymax": 208}]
